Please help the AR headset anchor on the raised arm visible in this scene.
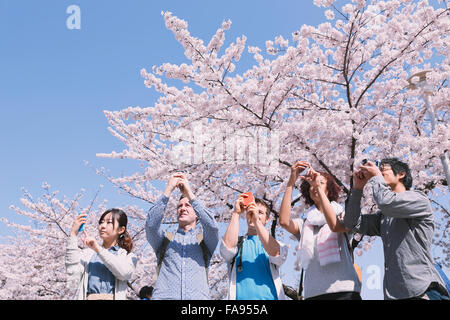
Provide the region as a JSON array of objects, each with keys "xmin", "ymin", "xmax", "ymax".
[
  {"xmin": 370, "ymin": 176, "xmax": 431, "ymax": 219},
  {"xmin": 222, "ymin": 195, "xmax": 245, "ymax": 250},
  {"xmin": 65, "ymin": 213, "xmax": 88, "ymax": 282},
  {"xmin": 248, "ymin": 203, "xmax": 280, "ymax": 257},
  {"xmin": 146, "ymin": 173, "xmax": 184, "ymax": 252},
  {"xmin": 191, "ymin": 198, "xmax": 219, "ymax": 254},
  {"xmin": 145, "ymin": 195, "xmax": 169, "ymax": 253},
  {"xmin": 279, "ymin": 161, "xmax": 308, "ymax": 235},
  {"xmin": 343, "ymin": 170, "xmax": 382, "ymax": 236},
  {"xmin": 176, "ymin": 173, "xmax": 219, "ymax": 253}
]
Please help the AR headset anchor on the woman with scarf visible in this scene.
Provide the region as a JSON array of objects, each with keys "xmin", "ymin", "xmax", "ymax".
[{"xmin": 279, "ymin": 161, "xmax": 362, "ymax": 300}]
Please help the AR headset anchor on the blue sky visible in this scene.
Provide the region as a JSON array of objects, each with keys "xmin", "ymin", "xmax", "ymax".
[{"xmin": 0, "ymin": 0, "xmax": 447, "ymax": 300}]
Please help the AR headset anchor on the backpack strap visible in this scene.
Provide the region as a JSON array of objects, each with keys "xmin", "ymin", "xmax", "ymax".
[
  {"xmin": 196, "ymin": 233, "xmax": 210, "ymax": 285},
  {"xmin": 230, "ymin": 236, "xmax": 245, "ymax": 272},
  {"xmin": 154, "ymin": 231, "xmax": 174, "ymax": 281},
  {"xmin": 297, "ymin": 268, "xmax": 304, "ymax": 300},
  {"xmin": 196, "ymin": 233, "xmax": 209, "ymax": 266}
]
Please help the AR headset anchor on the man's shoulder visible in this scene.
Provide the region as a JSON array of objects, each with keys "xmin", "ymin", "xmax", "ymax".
[{"xmin": 405, "ymin": 189, "xmax": 431, "ymax": 203}]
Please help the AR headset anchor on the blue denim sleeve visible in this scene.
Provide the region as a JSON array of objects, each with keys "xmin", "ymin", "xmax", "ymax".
[
  {"xmin": 145, "ymin": 195, "xmax": 169, "ymax": 253},
  {"xmin": 191, "ymin": 198, "xmax": 219, "ymax": 256}
]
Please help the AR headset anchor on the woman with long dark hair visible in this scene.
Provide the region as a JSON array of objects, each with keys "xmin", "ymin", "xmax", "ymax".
[
  {"xmin": 65, "ymin": 208, "xmax": 137, "ymax": 300},
  {"xmin": 279, "ymin": 161, "xmax": 362, "ymax": 300}
]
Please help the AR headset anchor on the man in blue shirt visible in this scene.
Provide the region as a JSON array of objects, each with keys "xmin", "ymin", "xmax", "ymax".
[
  {"xmin": 145, "ymin": 172, "xmax": 219, "ymax": 300},
  {"xmin": 220, "ymin": 194, "xmax": 288, "ymax": 300}
]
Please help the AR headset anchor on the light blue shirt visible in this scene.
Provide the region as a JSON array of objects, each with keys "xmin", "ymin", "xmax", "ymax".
[
  {"xmin": 87, "ymin": 245, "xmax": 119, "ymax": 294},
  {"xmin": 145, "ymin": 195, "xmax": 219, "ymax": 300},
  {"xmin": 235, "ymin": 235, "xmax": 278, "ymax": 300}
]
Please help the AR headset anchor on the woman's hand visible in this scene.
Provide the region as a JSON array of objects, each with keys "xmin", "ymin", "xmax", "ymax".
[
  {"xmin": 70, "ymin": 212, "xmax": 87, "ymax": 237},
  {"xmin": 82, "ymin": 231, "xmax": 101, "ymax": 253},
  {"xmin": 303, "ymin": 168, "xmax": 324, "ymax": 192},
  {"xmin": 288, "ymin": 160, "xmax": 309, "ymax": 186}
]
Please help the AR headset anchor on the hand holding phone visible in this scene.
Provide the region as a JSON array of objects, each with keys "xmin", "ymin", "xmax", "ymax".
[
  {"xmin": 242, "ymin": 192, "xmax": 255, "ymax": 208},
  {"xmin": 290, "ymin": 160, "xmax": 309, "ymax": 180},
  {"xmin": 70, "ymin": 211, "xmax": 87, "ymax": 237},
  {"xmin": 298, "ymin": 166, "xmax": 309, "ymax": 177}
]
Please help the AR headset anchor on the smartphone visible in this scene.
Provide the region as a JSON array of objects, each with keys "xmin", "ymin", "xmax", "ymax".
[
  {"xmin": 297, "ymin": 161, "xmax": 309, "ymax": 176},
  {"xmin": 242, "ymin": 192, "xmax": 255, "ymax": 208},
  {"xmin": 78, "ymin": 212, "xmax": 86, "ymax": 233},
  {"xmin": 299, "ymin": 166, "xmax": 309, "ymax": 177}
]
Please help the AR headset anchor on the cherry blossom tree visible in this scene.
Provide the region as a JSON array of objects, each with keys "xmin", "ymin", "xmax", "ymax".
[
  {"xmin": 98, "ymin": 0, "xmax": 449, "ymax": 262},
  {"xmin": 0, "ymin": 183, "xmax": 228, "ymax": 300}
]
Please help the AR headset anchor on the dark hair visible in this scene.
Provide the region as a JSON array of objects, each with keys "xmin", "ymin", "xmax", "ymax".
[
  {"xmin": 138, "ymin": 286, "xmax": 154, "ymax": 299},
  {"xmin": 380, "ymin": 158, "xmax": 413, "ymax": 190},
  {"xmin": 300, "ymin": 171, "xmax": 341, "ymax": 206},
  {"xmin": 254, "ymin": 197, "xmax": 270, "ymax": 219},
  {"xmin": 98, "ymin": 208, "xmax": 133, "ymax": 253}
]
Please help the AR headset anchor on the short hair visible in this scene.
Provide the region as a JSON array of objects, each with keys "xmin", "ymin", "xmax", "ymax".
[
  {"xmin": 300, "ymin": 171, "xmax": 341, "ymax": 206},
  {"xmin": 380, "ymin": 158, "xmax": 413, "ymax": 190},
  {"xmin": 138, "ymin": 286, "xmax": 153, "ymax": 299},
  {"xmin": 254, "ymin": 197, "xmax": 270, "ymax": 219}
]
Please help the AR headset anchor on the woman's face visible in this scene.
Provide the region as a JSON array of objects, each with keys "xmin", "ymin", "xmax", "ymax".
[
  {"xmin": 98, "ymin": 212, "xmax": 124, "ymax": 244},
  {"xmin": 309, "ymin": 174, "xmax": 329, "ymax": 202}
]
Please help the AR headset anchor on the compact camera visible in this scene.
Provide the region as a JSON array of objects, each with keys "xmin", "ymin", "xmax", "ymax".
[
  {"xmin": 296, "ymin": 160, "xmax": 310, "ymax": 177},
  {"xmin": 361, "ymin": 159, "xmax": 381, "ymax": 168}
]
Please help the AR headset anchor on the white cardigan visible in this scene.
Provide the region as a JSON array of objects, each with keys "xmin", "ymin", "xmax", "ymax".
[
  {"xmin": 219, "ymin": 238, "xmax": 288, "ymax": 300},
  {"xmin": 65, "ymin": 236, "xmax": 138, "ymax": 300}
]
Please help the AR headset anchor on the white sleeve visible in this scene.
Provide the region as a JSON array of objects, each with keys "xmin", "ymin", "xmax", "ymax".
[
  {"xmin": 292, "ymin": 218, "xmax": 304, "ymax": 241},
  {"xmin": 97, "ymin": 249, "xmax": 138, "ymax": 281},
  {"xmin": 268, "ymin": 240, "xmax": 288, "ymax": 266},
  {"xmin": 219, "ymin": 238, "xmax": 238, "ymax": 263}
]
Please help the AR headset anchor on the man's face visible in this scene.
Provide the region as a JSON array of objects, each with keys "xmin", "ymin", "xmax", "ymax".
[
  {"xmin": 177, "ymin": 197, "xmax": 197, "ymax": 226},
  {"xmin": 246, "ymin": 203, "xmax": 269, "ymax": 228},
  {"xmin": 380, "ymin": 164, "xmax": 404, "ymax": 188}
]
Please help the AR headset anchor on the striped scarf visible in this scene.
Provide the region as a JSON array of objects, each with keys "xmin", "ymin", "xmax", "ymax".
[{"xmin": 296, "ymin": 202, "xmax": 343, "ymax": 270}]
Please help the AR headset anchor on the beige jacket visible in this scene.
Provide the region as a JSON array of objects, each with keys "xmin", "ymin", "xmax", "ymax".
[{"xmin": 65, "ymin": 236, "xmax": 137, "ymax": 300}]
